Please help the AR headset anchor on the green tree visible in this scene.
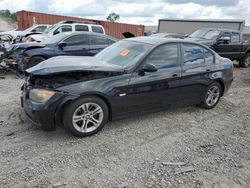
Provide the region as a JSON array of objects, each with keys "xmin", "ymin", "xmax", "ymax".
[
  {"xmin": 0, "ymin": 9, "xmax": 17, "ymax": 22},
  {"xmin": 106, "ymin": 12, "xmax": 120, "ymax": 22}
]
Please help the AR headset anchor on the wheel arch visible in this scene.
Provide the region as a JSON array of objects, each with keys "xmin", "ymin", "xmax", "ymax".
[
  {"xmin": 55, "ymin": 93, "xmax": 112, "ymax": 125},
  {"xmin": 214, "ymin": 79, "xmax": 225, "ymax": 96}
]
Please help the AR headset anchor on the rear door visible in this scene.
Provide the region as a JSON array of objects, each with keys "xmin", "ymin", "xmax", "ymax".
[
  {"xmin": 179, "ymin": 43, "xmax": 210, "ymax": 105},
  {"xmin": 127, "ymin": 43, "xmax": 182, "ymax": 113},
  {"xmin": 88, "ymin": 35, "xmax": 109, "ymax": 56},
  {"xmin": 60, "ymin": 34, "xmax": 89, "ymax": 56}
]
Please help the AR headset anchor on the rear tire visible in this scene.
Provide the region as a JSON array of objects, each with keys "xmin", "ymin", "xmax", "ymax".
[
  {"xmin": 239, "ymin": 54, "xmax": 250, "ymax": 68},
  {"xmin": 200, "ymin": 82, "xmax": 222, "ymax": 109},
  {"xmin": 29, "ymin": 56, "xmax": 46, "ymax": 68},
  {"xmin": 63, "ymin": 96, "xmax": 109, "ymax": 137}
]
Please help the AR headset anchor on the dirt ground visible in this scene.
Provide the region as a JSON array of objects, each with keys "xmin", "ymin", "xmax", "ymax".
[{"xmin": 0, "ymin": 68, "xmax": 249, "ymax": 188}]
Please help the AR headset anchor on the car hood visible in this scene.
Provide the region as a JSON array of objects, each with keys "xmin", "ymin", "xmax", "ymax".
[
  {"xmin": 28, "ymin": 34, "xmax": 49, "ymax": 42},
  {"xmin": 186, "ymin": 37, "xmax": 215, "ymax": 47},
  {"xmin": 26, "ymin": 56, "xmax": 125, "ymax": 76}
]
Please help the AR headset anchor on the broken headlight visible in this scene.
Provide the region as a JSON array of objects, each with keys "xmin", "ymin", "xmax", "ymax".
[{"xmin": 29, "ymin": 89, "xmax": 55, "ymax": 103}]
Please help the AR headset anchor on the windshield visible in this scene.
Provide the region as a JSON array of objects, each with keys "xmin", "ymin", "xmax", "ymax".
[
  {"xmin": 44, "ymin": 24, "xmax": 58, "ymax": 34},
  {"xmin": 43, "ymin": 33, "xmax": 68, "ymax": 44},
  {"xmin": 23, "ymin": 25, "xmax": 37, "ymax": 33},
  {"xmin": 95, "ymin": 40, "xmax": 152, "ymax": 68},
  {"xmin": 189, "ymin": 29, "xmax": 221, "ymax": 40}
]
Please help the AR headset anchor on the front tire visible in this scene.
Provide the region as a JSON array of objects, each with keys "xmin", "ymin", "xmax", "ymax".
[
  {"xmin": 63, "ymin": 96, "xmax": 109, "ymax": 137},
  {"xmin": 239, "ymin": 54, "xmax": 250, "ymax": 68},
  {"xmin": 200, "ymin": 82, "xmax": 222, "ymax": 109}
]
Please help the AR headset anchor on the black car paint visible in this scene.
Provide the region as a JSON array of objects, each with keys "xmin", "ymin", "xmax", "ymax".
[
  {"xmin": 21, "ymin": 38, "xmax": 233, "ymax": 131},
  {"xmin": 187, "ymin": 28, "xmax": 250, "ymax": 61}
]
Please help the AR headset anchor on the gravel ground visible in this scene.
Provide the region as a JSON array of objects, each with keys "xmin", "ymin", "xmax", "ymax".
[{"xmin": 0, "ymin": 68, "xmax": 249, "ymax": 188}]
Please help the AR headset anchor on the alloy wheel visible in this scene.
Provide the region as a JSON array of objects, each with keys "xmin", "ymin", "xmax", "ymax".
[
  {"xmin": 72, "ymin": 102, "xmax": 104, "ymax": 133},
  {"xmin": 205, "ymin": 86, "xmax": 220, "ymax": 107}
]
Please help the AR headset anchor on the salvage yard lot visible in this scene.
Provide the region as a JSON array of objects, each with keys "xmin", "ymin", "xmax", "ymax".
[{"xmin": 0, "ymin": 68, "xmax": 249, "ymax": 188}]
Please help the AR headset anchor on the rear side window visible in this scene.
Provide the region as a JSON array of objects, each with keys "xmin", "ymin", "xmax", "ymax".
[
  {"xmin": 91, "ymin": 26, "xmax": 104, "ymax": 34},
  {"xmin": 144, "ymin": 43, "xmax": 178, "ymax": 69},
  {"xmin": 75, "ymin": 25, "xmax": 89, "ymax": 31},
  {"xmin": 108, "ymin": 39, "xmax": 116, "ymax": 45},
  {"xmin": 183, "ymin": 44, "xmax": 204, "ymax": 65},
  {"xmin": 204, "ymin": 49, "xmax": 214, "ymax": 64},
  {"xmin": 90, "ymin": 35, "xmax": 108, "ymax": 45},
  {"xmin": 63, "ymin": 34, "xmax": 88, "ymax": 46}
]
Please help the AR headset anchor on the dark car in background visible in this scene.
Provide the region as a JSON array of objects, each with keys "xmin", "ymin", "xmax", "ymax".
[
  {"xmin": 3, "ymin": 32, "xmax": 117, "ymax": 71},
  {"xmin": 187, "ymin": 28, "xmax": 250, "ymax": 67},
  {"xmin": 21, "ymin": 37, "xmax": 234, "ymax": 137},
  {"xmin": 151, "ymin": 33, "xmax": 187, "ymax": 39}
]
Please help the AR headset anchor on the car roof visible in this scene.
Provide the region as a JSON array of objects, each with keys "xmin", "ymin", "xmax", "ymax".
[
  {"xmin": 124, "ymin": 36, "xmax": 201, "ymax": 46},
  {"xmin": 56, "ymin": 31, "xmax": 117, "ymax": 41}
]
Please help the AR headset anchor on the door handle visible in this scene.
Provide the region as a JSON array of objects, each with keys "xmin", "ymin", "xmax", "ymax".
[
  {"xmin": 206, "ymin": 69, "xmax": 211, "ymax": 72},
  {"xmin": 172, "ymin": 74, "xmax": 179, "ymax": 77}
]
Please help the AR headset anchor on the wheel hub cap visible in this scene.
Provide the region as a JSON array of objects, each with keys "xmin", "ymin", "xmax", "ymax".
[{"xmin": 72, "ymin": 102, "xmax": 103, "ymax": 133}]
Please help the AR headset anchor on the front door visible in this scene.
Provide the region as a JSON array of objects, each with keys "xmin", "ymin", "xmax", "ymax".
[
  {"xmin": 59, "ymin": 34, "xmax": 89, "ymax": 56},
  {"xmin": 215, "ymin": 31, "xmax": 242, "ymax": 60},
  {"xmin": 127, "ymin": 43, "xmax": 182, "ymax": 113}
]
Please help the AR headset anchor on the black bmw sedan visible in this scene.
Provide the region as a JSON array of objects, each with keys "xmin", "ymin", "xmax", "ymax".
[{"xmin": 21, "ymin": 37, "xmax": 234, "ymax": 137}]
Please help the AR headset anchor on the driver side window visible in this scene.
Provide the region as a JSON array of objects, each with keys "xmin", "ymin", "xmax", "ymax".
[{"xmin": 144, "ymin": 44, "xmax": 178, "ymax": 69}]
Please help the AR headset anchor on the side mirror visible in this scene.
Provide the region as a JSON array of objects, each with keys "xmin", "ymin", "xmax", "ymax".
[
  {"xmin": 58, "ymin": 42, "xmax": 67, "ymax": 48},
  {"xmin": 31, "ymin": 29, "xmax": 37, "ymax": 32},
  {"xmin": 217, "ymin": 36, "xmax": 230, "ymax": 44},
  {"xmin": 53, "ymin": 30, "xmax": 60, "ymax": 35},
  {"xmin": 142, "ymin": 64, "xmax": 158, "ymax": 73}
]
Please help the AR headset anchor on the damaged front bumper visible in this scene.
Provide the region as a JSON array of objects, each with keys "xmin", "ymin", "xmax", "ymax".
[{"xmin": 21, "ymin": 84, "xmax": 78, "ymax": 131}]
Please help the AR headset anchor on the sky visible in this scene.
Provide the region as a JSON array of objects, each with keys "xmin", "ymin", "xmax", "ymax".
[{"xmin": 0, "ymin": 0, "xmax": 250, "ymax": 25}]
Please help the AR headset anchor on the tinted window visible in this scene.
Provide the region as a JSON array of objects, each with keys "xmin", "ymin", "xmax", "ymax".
[
  {"xmin": 108, "ymin": 39, "xmax": 116, "ymax": 45},
  {"xmin": 90, "ymin": 35, "xmax": 108, "ymax": 45},
  {"xmin": 204, "ymin": 49, "xmax": 214, "ymax": 64},
  {"xmin": 144, "ymin": 44, "xmax": 178, "ymax": 69},
  {"xmin": 75, "ymin": 25, "xmax": 89, "ymax": 31},
  {"xmin": 231, "ymin": 32, "xmax": 240, "ymax": 44},
  {"xmin": 183, "ymin": 44, "xmax": 204, "ymax": 65},
  {"xmin": 54, "ymin": 25, "xmax": 72, "ymax": 35},
  {"xmin": 63, "ymin": 35, "xmax": 88, "ymax": 46},
  {"xmin": 91, "ymin": 26, "xmax": 104, "ymax": 34}
]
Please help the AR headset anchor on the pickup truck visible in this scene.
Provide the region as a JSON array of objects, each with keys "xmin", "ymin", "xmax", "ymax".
[{"xmin": 187, "ymin": 28, "xmax": 250, "ymax": 67}]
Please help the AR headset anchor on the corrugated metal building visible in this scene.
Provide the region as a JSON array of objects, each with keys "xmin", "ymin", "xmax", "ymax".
[
  {"xmin": 16, "ymin": 10, "xmax": 144, "ymax": 39},
  {"xmin": 158, "ymin": 18, "xmax": 245, "ymax": 34}
]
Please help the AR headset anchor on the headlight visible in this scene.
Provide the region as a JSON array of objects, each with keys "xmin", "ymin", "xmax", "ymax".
[{"xmin": 29, "ymin": 89, "xmax": 55, "ymax": 103}]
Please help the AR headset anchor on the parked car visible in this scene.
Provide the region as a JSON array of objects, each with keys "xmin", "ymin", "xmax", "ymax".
[
  {"xmin": 3, "ymin": 32, "xmax": 117, "ymax": 71},
  {"xmin": 0, "ymin": 25, "xmax": 51, "ymax": 44},
  {"xmin": 28, "ymin": 21, "xmax": 106, "ymax": 43},
  {"xmin": 151, "ymin": 33, "xmax": 187, "ymax": 39},
  {"xmin": 21, "ymin": 37, "xmax": 234, "ymax": 137},
  {"xmin": 187, "ymin": 28, "xmax": 250, "ymax": 67}
]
